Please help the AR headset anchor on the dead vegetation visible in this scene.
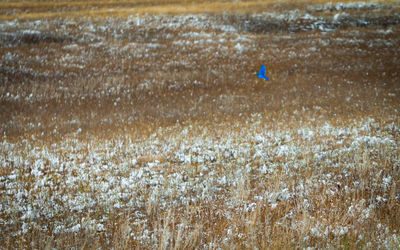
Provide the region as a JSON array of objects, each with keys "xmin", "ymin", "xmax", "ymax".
[
  {"xmin": 0, "ymin": 0, "xmax": 399, "ymax": 249},
  {"xmin": 1, "ymin": 0, "xmax": 399, "ymax": 20}
]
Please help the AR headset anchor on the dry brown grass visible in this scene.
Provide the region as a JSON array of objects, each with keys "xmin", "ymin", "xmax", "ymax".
[
  {"xmin": 0, "ymin": 0, "xmax": 400, "ymax": 248},
  {"xmin": 0, "ymin": 166, "xmax": 12, "ymax": 177},
  {"xmin": 0, "ymin": 0, "xmax": 398, "ymax": 20}
]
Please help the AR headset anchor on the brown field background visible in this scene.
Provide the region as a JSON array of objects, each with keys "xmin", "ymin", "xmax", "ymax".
[
  {"xmin": 0, "ymin": 0, "xmax": 399, "ymax": 249},
  {"xmin": 1, "ymin": 0, "xmax": 399, "ymax": 20}
]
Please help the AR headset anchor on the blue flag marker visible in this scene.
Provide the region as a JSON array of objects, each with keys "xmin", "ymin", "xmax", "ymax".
[{"xmin": 256, "ymin": 64, "xmax": 270, "ymax": 80}]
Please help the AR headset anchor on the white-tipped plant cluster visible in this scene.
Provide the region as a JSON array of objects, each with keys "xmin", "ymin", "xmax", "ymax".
[{"xmin": 1, "ymin": 116, "xmax": 399, "ymax": 248}]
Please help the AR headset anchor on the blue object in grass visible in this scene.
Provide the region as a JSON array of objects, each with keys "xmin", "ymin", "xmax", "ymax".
[{"xmin": 256, "ymin": 64, "xmax": 270, "ymax": 80}]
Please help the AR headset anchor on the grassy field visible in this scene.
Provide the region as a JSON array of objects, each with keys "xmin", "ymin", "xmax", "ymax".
[
  {"xmin": 0, "ymin": 0, "xmax": 400, "ymax": 249},
  {"xmin": 1, "ymin": 0, "xmax": 399, "ymax": 20}
]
